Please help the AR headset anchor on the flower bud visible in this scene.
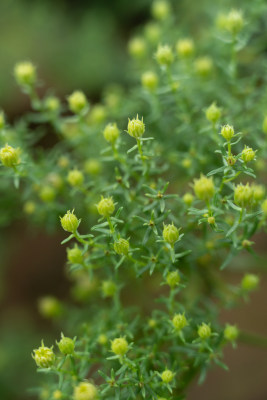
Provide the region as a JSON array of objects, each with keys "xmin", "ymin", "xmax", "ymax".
[
  {"xmin": 103, "ymin": 123, "xmax": 120, "ymax": 143},
  {"xmin": 39, "ymin": 186, "xmax": 56, "ymax": 203},
  {"xmin": 163, "ymin": 223, "xmax": 180, "ymax": 245},
  {"xmin": 38, "ymin": 296, "xmax": 62, "ymax": 318},
  {"xmin": 84, "ymin": 159, "xmax": 102, "ymax": 175},
  {"xmin": 226, "ymin": 9, "xmax": 244, "ymax": 35},
  {"xmin": 252, "ymin": 185, "xmax": 265, "ymax": 203},
  {"xmin": 183, "ymin": 193, "xmax": 194, "ymax": 206},
  {"xmin": 23, "ymin": 201, "xmax": 36, "ymax": 215},
  {"xmin": 241, "ymin": 273, "xmax": 259, "ymax": 291},
  {"xmin": 73, "ymin": 382, "xmax": 98, "ymax": 400},
  {"xmin": 57, "ymin": 333, "xmax": 75, "ymax": 355},
  {"xmin": 182, "ymin": 158, "xmax": 192, "ymax": 169},
  {"xmin": 53, "ymin": 390, "xmax": 63, "ymax": 400},
  {"xmin": 101, "ymin": 280, "xmax": 117, "ymax": 298},
  {"xmin": 172, "ymin": 313, "xmax": 188, "ymax": 331},
  {"xmin": 111, "ymin": 337, "xmax": 128, "ymax": 356},
  {"xmin": 141, "ymin": 71, "xmax": 159, "ymax": 91},
  {"xmin": 224, "ymin": 324, "xmax": 239, "ymax": 341},
  {"xmin": 193, "ymin": 175, "xmax": 215, "ymax": 201},
  {"xmin": 234, "ymin": 183, "xmax": 253, "ymax": 208},
  {"xmin": 67, "ymin": 169, "xmax": 84, "ymax": 187},
  {"xmin": 32, "ymin": 341, "xmax": 55, "ymax": 368},
  {"xmin": 58, "ymin": 156, "xmax": 69, "ymax": 168},
  {"xmin": 241, "ymin": 146, "xmax": 256, "ymax": 163},
  {"xmin": 206, "ymin": 102, "xmax": 221, "ymax": 123},
  {"xmin": 144, "ymin": 22, "xmax": 161, "ymax": 43},
  {"xmin": 128, "ymin": 37, "xmax": 146, "ymax": 59},
  {"xmin": 127, "ymin": 115, "xmax": 145, "ymax": 139},
  {"xmin": 88, "ymin": 104, "xmax": 107, "ymax": 124},
  {"xmin": 67, "ymin": 246, "xmax": 83, "ymax": 264},
  {"xmin": 14, "ymin": 61, "xmax": 36, "ymax": 86},
  {"xmin": 166, "ymin": 271, "xmax": 180, "ymax": 288},
  {"xmin": 176, "ymin": 39, "xmax": 194, "ymax": 58},
  {"xmin": 97, "ymin": 334, "xmax": 108, "ymax": 345},
  {"xmin": 161, "ymin": 369, "xmax": 175, "ymax": 383},
  {"xmin": 221, "ymin": 124, "xmax": 234, "ymax": 141},
  {"xmin": 151, "ymin": 0, "xmax": 170, "ymax": 20},
  {"xmin": 194, "ymin": 57, "xmax": 213, "ymax": 76},
  {"xmin": 0, "ymin": 144, "xmax": 20, "ymax": 167},
  {"xmin": 96, "ymin": 196, "xmax": 115, "ymax": 217},
  {"xmin": 208, "ymin": 216, "xmax": 215, "ymax": 225},
  {"xmin": 60, "ymin": 210, "xmax": 80, "ymax": 233},
  {"xmin": 114, "ymin": 238, "xmax": 129, "ymax": 256},
  {"xmin": 45, "ymin": 96, "xmax": 60, "ymax": 112},
  {"xmin": 148, "ymin": 319, "xmax": 157, "ymax": 328},
  {"xmin": 68, "ymin": 91, "xmax": 88, "ymax": 114},
  {"xmin": 155, "ymin": 44, "xmax": 174, "ymax": 66},
  {"xmin": 198, "ymin": 322, "xmax": 211, "ymax": 339}
]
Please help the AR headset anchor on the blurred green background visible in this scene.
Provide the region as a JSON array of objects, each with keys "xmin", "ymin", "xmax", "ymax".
[{"xmin": 0, "ymin": 1, "xmax": 266, "ymax": 399}]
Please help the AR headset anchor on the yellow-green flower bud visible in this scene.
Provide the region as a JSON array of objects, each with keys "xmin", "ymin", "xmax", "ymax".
[
  {"xmin": 127, "ymin": 115, "xmax": 145, "ymax": 139},
  {"xmin": 39, "ymin": 186, "xmax": 56, "ymax": 203},
  {"xmin": 38, "ymin": 296, "xmax": 62, "ymax": 318},
  {"xmin": 0, "ymin": 111, "xmax": 5, "ymax": 129},
  {"xmin": 252, "ymin": 185, "xmax": 265, "ymax": 203},
  {"xmin": 148, "ymin": 319, "xmax": 157, "ymax": 328},
  {"xmin": 183, "ymin": 192, "xmax": 194, "ymax": 206},
  {"xmin": 67, "ymin": 169, "xmax": 84, "ymax": 187},
  {"xmin": 166, "ymin": 271, "xmax": 180, "ymax": 288},
  {"xmin": 103, "ymin": 123, "xmax": 120, "ymax": 143},
  {"xmin": 67, "ymin": 245, "xmax": 83, "ymax": 264},
  {"xmin": 176, "ymin": 39, "xmax": 194, "ymax": 58},
  {"xmin": 172, "ymin": 313, "xmax": 188, "ymax": 331},
  {"xmin": 32, "ymin": 341, "xmax": 55, "ymax": 368},
  {"xmin": 68, "ymin": 91, "xmax": 88, "ymax": 114},
  {"xmin": 111, "ymin": 337, "xmax": 128, "ymax": 356},
  {"xmin": 216, "ymin": 13, "xmax": 229, "ymax": 30},
  {"xmin": 96, "ymin": 196, "xmax": 115, "ymax": 217},
  {"xmin": 241, "ymin": 146, "xmax": 256, "ymax": 163},
  {"xmin": 23, "ymin": 201, "xmax": 36, "ymax": 215},
  {"xmin": 14, "ymin": 61, "xmax": 36, "ymax": 86},
  {"xmin": 60, "ymin": 210, "xmax": 80, "ymax": 233},
  {"xmin": 155, "ymin": 44, "xmax": 174, "ymax": 66},
  {"xmin": 144, "ymin": 22, "xmax": 161, "ymax": 43},
  {"xmin": 161, "ymin": 369, "xmax": 175, "ymax": 383},
  {"xmin": 151, "ymin": 0, "xmax": 170, "ymax": 20},
  {"xmin": 194, "ymin": 57, "xmax": 213, "ymax": 76},
  {"xmin": 53, "ymin": 390, "xmax": 63, "ymax": 400},
  {"xmin": 208, "ymin": 216, "xmax": 215, "ymax": 225},
  {"xmin": 198, "ymin": 322, "xmax": 211, "ymax": 339},
  {"xmin": 88, "ymin": 104, "xmax": 106, "ymax": 124},
  {"xmin": 57, "ymin": 333, "xmax": 75, "ymax": 355},
  {"xmin": 241, "ymin": 273, "xmax": 259, "ymax": 291},
  {"xmin": 73, "ymin": 382, "xmax": 98, "ymax": 400},
  {"xmin": 221, "ymin": 124, "xmax": 234, "ymax": 141},
  {"xmin": 114, "ymin": 238, "xmax": 129, "ymax": 256},
  {"xmin": 193, "ymin": 175, "xmax": 215, "ymax": 201},
  {"xmin": 182, "ymin": 158, "xmax": 192, "ymax": 169},
  {"xmin": 0, "ymin": 144, "xmax": 20, "ymax": 167},
  {"xmin": 224, "ymin": 324, "xmax": 239, "ymax": 341},
  {"xmin": 45, "ymin": 96, "xmax": 60, "ymax": 112},
  {"xmin": 226, "ymin": 9, "xmax": 244, "ymax": 35},
  {"xmin": 206, "ymin": 102, "xmax": 221, "ymax": 123},
  {"xmin": 261, "ymin": 199, "xmax": 267, "ymax": 217},
  {"xmin": 262, "ymin": 115, "xmax": 267, "ymax": 134},
  {"xmin": 128, "ymin": 37, "xmax": 146, "ymax": 59},
  {"xmin": 141, "ymin": 71, "xmax": 159, "ymax": 91},
  {"xmin": 97, "ymin": 334, "xmax": 108, "ymax": 345},
  {"xmin": 163, "ymin": 223, "xmax": 180, "ymax": 245},
  {"xmin": 101, "ymin": 280, "xmax": 117, "ymax": 298},
  {"xmin": 58, "ymin": 156, "xmax": 69, "ymax": 168},
  {"xmin": 234, "ymin": 183, "xmax": 253, "ymax": 208},
  {"xmin": 84, "ymin": 159, "xmax": 102, "ymax": 175}
]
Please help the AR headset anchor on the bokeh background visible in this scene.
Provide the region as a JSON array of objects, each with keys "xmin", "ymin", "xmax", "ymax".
[{"xmin": 0, "ymin": 0, "xmax": 266, "ymax": 399}]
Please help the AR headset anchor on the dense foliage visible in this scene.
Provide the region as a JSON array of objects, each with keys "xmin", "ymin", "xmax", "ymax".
[{"xmin": 1, "ymin": 1, "xmax": 267, "ymax": 399}]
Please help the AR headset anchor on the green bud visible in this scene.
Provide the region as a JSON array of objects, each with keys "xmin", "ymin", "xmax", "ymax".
[
  {"xmin": 166, "ymin": 271, "xmax": 180, "ymax": 288},
  {"xmin": 198, "ymin": 322, "xmax": 211, "ymax": 339},
  {"xmin": 57, "ymin": 333, "xmax": 75, "ymax": 355},
  {"xmin": 224, "ymin": 324, "xmax": 239, "ymax": 341},
  {"xmin": 241, "ymin": 273, "xmax": 259, "ymax": 291},
  {"xmin": 114, "ymin": 238, "xmax": 130, "ymax": 256}
]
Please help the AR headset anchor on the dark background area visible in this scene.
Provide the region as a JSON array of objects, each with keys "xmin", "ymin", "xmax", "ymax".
[{"xmin": 0, "ymin": 1, "xmax": 266, "ymax": 399}]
